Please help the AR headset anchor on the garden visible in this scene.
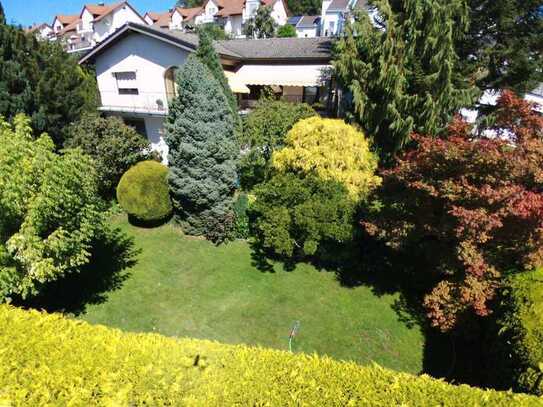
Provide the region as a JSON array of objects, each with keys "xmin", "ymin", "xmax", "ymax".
[{"xmin": 1, "ymin": 0, "xmax": 543, "ymax": 404}]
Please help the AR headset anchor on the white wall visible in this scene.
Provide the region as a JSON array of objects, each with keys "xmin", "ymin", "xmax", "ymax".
[
  {"xmin": 195, "ymin": 0, "xmax": 219, "ymax": 24},
  {"xmin": 297, "ymin": 26, "xmax": 317, "ymax": 38},
  {"xmin": 95, "ymin": 33, "xmax": 191, "ymax": 160},
  {"xmin": 53, "ymin": 18, "xmax": 65, "ymax": 33},
  {"xmin": 144, "ymin": 15, "xmax": 154, "ymax": 25},
  {"xmin": 171, "ymin": 10, "xmax": 184, "ymax": 29},
  {"xmin": 224, "ymin": 15, "xmax": 243, "ymax": 37},
  {"xmin": 321, "ymin": 12, "xmax": 341, "ymax": 36},
  {"xmin": 271, "ymin": 0, "xmax": 288, "ymax": 26},
  {"xmin": 144, "ymin": 117, "xmax": 168, "ymax": 162},
  {"xmin": 93, "ymin": 5, "xmax": 145, "ymax": 43},
  {"xmin": 80, "ymin": 8, "xmax": 94, "ymax": 32}
]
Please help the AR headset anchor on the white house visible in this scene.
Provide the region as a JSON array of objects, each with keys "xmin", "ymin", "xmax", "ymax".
[
  {"xmin": 169, "ymin": 0, "xmax": 289, "ymax": 38},
  {"xmin": 320, "ymin": 0, "xmax": 363, "ymax": 36},
  {"xmin": 25, "ymin": 23, "xmax": 54, "ymax": 40},
  {"xmin": 288, "ymin": 15, "xmax": 321, "ymax": 37},
  {"xmin": 54, "ymin": 2, "xmax": 147, "ymax": 52},
  {"xmin": 79, "ymin": 23, "xmax": 334, "ymax": 161}
]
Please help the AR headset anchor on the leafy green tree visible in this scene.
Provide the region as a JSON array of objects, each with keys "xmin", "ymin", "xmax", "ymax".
[
  {"xmin": 239, "ymin": 99, "xmax": 315, "ymax": 189},
  {"xmin": 176, "ymin": 0, "xmax": 202, "ymax": 7},
  {"xmin": 165, "ymin": 55, "xmax": 239, "ymax": 241},
  {"xmin": 64, "ymin": 114, "xmax": 154, "ymax": 199},
  {"xmin": 0, "ymin": 115, "xmax": 105, "ymax": 301},
  {"xmin": 285, "ymin": 0, "xmax": 321, "ymax": 15},
  {"xmin": 334, "ymin": 0, "xmax": 477, "ymax": 160},
  {"xmin": 196, "ymin": 23, "xmax": 229, "ymax": 40},
  {"xmin": 244, "ymin": 6, "xmax": 277, "ymax": 39},
  {"xmin": 252, "ymin": 173, "xmax": 356, "ymax": 258},
  {"xmin": 196, "ymin": 30, "xmax": 241, "ymax": 133},
  {"xmin": 277, "ymin": 24, "xmax": 297, "ymax": 38},
  {"xmin": 0, "ymin": 24, "xmax": 97, "ymax": 147},
  {"xmin": 459, "ymin": 0, "xmax": 543, "ymax": 94}
]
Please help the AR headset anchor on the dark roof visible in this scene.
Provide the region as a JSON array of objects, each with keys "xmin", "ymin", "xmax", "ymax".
[
  {"xmin": 287, "ymin": 16, "xmax": 302, "ymax": 25},
  {"xmin": 216, "ymin": 36, "xmax": 333, "ymax": 61},
  {"xmin": 80, "ymin": 23, "xmax": 333, "ymax": 64},
  {"xmin": 297, "ymin": 15, "xmax": 320, "ymax": 27},
  {"xmin": 326, "ymin": 0, "xmax": 366, "ymax": 12}
]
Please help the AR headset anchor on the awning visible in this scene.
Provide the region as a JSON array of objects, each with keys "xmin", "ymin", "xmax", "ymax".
[
  {"xmin": 230, "ymin": 64, "xmax": 332, "ymax": 88},
  {"xmin": 224, "ymin": 70, "xmax": 250, "ymax": 94}
]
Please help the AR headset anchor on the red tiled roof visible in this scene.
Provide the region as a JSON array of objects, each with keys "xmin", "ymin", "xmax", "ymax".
[
  {"xmin": 55, "ymin": 15, "xmax": 79, "ymax": 25},
  {"xmin": 216, "ymin": 0, "xmax": 245, "ymax": 17},
  {"xmin": 175, "ymin": 6, "xmax": 204, "ymax": 21},
  {"xmin": 58, "ymin": 19, "xmax": 81, "ymax": 35}
]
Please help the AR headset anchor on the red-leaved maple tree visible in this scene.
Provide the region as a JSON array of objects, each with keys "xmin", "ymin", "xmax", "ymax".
[{"xmin": 364, "ymin": 90, "xmax": 543, "ymax": 331}]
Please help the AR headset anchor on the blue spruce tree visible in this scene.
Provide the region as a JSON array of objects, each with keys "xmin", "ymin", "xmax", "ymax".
[{"xmin": 165, "ymin": 55, "xmax": 239, "ymax": 241}]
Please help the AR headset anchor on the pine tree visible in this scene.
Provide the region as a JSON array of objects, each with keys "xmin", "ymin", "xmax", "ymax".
[
  {"xmin": 165, "ymin": 55, "xmax": 239, "ymax": 240},
  {"xmin": 334, "ymin": 0, "xmax": 478, "ymax": 161},
  {"xmin": 196, "ymin": 30, "xmax": 241, "ymax": 134},
  {"xmin": 0, "ymin": 24, "xmax": 97, "ymax": 147},
  {"xmin": 0, "ymin": 1, "xmax": 5, "ymax": 25}
]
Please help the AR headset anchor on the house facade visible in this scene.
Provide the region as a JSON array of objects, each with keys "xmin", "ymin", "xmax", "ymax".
[
  {"xmin": 79, "ymin": 23, "xmax": 333, "ymax": 161},
  {"xmin": 25, "ymin": 23, "xmax": 54, "ymax": 40},
  {"xmin": 288, "ymin": 15, "xmax": 321, "ymax": 37}
]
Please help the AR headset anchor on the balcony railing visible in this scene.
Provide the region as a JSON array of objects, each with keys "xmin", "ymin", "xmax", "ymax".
[{"xmin": 98, "ymin": 91, "xmax": 174, "ymax": 115}]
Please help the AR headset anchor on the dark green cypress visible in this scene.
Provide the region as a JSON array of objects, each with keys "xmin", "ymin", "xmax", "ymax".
[
  {"xmin": 165, "ymin": 55, "xmax": 239, "ymax": 240},
  {"xmin": 334, "ymin": 0, "xmax": 478, "ymax": 161},
  {"xmin": 0, "ymin": 1, "xmax": 5, "ymax": 25}
]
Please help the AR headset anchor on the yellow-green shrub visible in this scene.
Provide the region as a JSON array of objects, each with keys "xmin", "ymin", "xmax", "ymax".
[
  {"xmin": 0, "ymin": 305, "xmax": 540, "ymax": 406},
  {"xmin": 272, "ymin": 117, "xmax": 381, "ymax": 199},
  {"xmin": 116, "ymin": 160, "xmax": 172, "ymax": 223}
]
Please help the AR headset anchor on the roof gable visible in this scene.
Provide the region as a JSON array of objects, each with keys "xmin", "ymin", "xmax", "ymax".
[{"xmin": 54, "ymin": 14, "xmax": 79, "ymax": 25}]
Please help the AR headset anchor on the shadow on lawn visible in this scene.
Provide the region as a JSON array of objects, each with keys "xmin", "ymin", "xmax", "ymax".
[
  {"xmin": 16, "ymin": 227, "xmax": 139, "ymax": 316},
  {"xmin": 248, "ymin": 234, "xmax": 501, "ymax": 389}
]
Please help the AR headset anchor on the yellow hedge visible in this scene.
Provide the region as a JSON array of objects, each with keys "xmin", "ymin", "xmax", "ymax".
[
  {"xmin": 0, "ymin": 305, "xmax": 540, "ymax": 406},
  {"xmin": 272, "ymin": 117, "xmax": 381, "ymax": 199}
]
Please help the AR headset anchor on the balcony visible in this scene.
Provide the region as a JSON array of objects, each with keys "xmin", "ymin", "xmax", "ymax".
[{"xmin": 98, "ymin": 91, "xmax": 174, "ymax": 116}]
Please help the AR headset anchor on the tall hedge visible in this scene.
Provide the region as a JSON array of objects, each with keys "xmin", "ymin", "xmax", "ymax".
[
  {"xmin": 0, "ymin": 305, "xmax": 540, "ymax": 405},
  {"xmin": 165, "ymin": 55, "xmax": 238, "ymax": 241},
  {"xmin": 500, "ymin": 268, "xmax": 543, "ymax": 395}
]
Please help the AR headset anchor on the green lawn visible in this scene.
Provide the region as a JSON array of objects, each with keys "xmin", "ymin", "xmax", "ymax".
[{"xmin": 80, "ymin": 216, "xmax": 424, "ymax": 373}]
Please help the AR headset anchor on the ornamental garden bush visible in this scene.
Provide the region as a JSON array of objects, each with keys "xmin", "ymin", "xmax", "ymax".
[
  {"xmin": 0, "ymin": 115, "xmax": 105, "ymax": 302},
  {"xmin": 117, "ymin": 161, "xmax": 172, "ymax": 224},
  {"xmin": 0, "ymin": 304, "xmax": 539, "ymax": 406},
  {"xmin": 239, "ymin": 99, "xmax": 316, "ymax": 189}
]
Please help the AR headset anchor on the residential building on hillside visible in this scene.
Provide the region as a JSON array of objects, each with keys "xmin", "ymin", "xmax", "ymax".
[
  {"xmin": 167, "ymin": 0, "xmax": 289, "ymax": 37},
  {"xmin": 52, "ymin": 14, "xmax": 79, "ymax": 34},
  {"xmin": 287, "ymin": 15, "xmax": 321, "ymax": 37},
  {"xmin": 320, "ymin": 0, "xmax": 365, "ymax": 36},
  {"xmin": 79, "ymin": 22, "xmax": 334, "ymax": 161},
  {"xmin": 25, "ymin": 23, "xmax": 54, "ymax": 40}
]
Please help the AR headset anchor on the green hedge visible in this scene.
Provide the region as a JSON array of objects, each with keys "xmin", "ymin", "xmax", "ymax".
[
  {"xmin": 116, "ymin": 160, "xmax": 172, "ymax": 223},
  {"xmin": 0, "ymin": 306, "xmax": 540, "ymax": 405},
  {"xmin": 501, "ymin": 269, "xmax": 543, "ymax": 395}
]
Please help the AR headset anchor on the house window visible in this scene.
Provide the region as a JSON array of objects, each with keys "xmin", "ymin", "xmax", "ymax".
[
  {"xmin": 303, "ymin": 86, "xmax": 319, "ymax": 105},
  {"xmin": 114, "ymin": 71, "xmax": 139, "ymax": 95},
  {"xmin": 164, "ymin": 66, "xmax": 179, "ymax": 101}
]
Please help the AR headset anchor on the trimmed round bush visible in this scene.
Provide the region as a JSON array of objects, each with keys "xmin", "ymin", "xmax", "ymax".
[{"xmin": 117, "ymin": 161, "xmax": 172, "ymax": 223}]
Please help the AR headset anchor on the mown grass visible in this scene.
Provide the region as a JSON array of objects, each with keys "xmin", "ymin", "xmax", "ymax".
[{"xmin": 79, "ymin": 216, "xmax": 424, "ymax": 373}]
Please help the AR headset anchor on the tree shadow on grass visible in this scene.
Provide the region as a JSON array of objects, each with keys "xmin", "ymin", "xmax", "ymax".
[{"xmin": 16, "ymin": 227, "xmax": 140, "ymax": 316}]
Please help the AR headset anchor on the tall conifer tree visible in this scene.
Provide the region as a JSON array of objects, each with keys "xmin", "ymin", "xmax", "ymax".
[
  {"xmin": 334, "ymin": 0, "xmax": 477, "ymax": 160},
  {"xmin": 196, "ymin": 30, "xmax": 241, "ymax": 134},
  {"xmin": 165, "ymin": 55, "xmax": 239, "ymax": 240},
  {"xmin": 0, "ymin": 1, "xmax": 5, "ymax": 25}
]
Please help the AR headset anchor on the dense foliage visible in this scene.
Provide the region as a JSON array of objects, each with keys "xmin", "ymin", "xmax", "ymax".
[
  {"xmin": 334, "ymin": 0, "xmax": 477, "ymax": 160},
  {"xmin": 252, "ymin": 174, "xmax": 356, "ymax": 257},
  {"xmin": 117, "ymin": 161, "xmax": 172, "ymax": 224},
  {"xmin": 458, "ymin": 0, "xmax": 543, "ymax": 94},
  {"xmin": 0, "ymin": 115, "xmax": 105, "ymax": 301},
  {"xmin": 0, "ymin": 1, "xmax": 5, "ymax": 25},
  {"xmin": 273, "ymin": 117, "xmax": 381, "ymax": 199},
  {"xmin": 364, "ymin": 91, "xmax": 543, "ymax": 331},
  {"xmin": 285, "ymin": 0, "xmax": 321, "ymax": 15},
  {"xmin": 0, "ymin": 24, "xmax": 97, "ymax": 147},
  {"xmin": 252, "ymin": 118, "xmax": 380, "ymax": 258},
  {"xmin": 3, "ymin": 305, "xmax": 538, "ymax": 405},
  {"xmin": 196, "ymin": 29, "xmax": 240, "ymax": 133},
  {"xmin": 239, "ymin": 99, "xmax": 315, "ymax": 189},
  {"xmin": 244, "ymin": 6, "xmax": 277, "ymax": 39},
  {"xmin": 499, "ymin": 268, "xmax": 543, "ymax": 396},
  {"xmin": 64, "ymin": 114, "xmax": 153, "ymax": 199},
  {"xmin": 276, "ymin": 24, "xmax": 297, "ymax": 38},
  {"xmin": 196, "ymin": 22, "xmax": 230, "ymax": 40},
  {"xmin": 165, "ymin": 55, "xmax": 238, "ymax": 241}
]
